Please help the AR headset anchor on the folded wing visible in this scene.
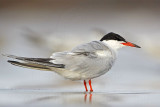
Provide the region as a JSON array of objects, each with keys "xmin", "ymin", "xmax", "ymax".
[{"xmin": 5, "ymin": 54, "xmax": 65, "ymax": 71}]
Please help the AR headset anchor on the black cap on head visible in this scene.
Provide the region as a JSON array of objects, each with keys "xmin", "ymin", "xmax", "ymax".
[{"xmin": 100, "ymin": 32, "xmax": 126, "ymax": 42}]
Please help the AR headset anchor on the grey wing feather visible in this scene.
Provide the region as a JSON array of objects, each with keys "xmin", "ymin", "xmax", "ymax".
[
  {"xmin": 5, "ymin": 54, "xmax": 65, "ymax": 68},
  {"xmin": 8, "ymin": 60, "xmax": 51, "ymax": 71},
  {"xmin": 72, "ymin": 41, "xmax": 109, "ymax": 52},
  {"xmin": 51, "ymin": 41, "xmax": 111, "ymax": 66},
  {"xmin": 50, "ymin": 41, "xmax": 114, "ymax": 80}
]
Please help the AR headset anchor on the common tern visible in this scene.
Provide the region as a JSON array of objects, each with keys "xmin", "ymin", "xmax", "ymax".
[{"xmin": 4, "ymin": 32, "xmax": 141, "ymax": 92}]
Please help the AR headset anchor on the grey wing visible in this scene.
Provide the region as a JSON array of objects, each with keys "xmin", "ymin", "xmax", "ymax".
[
  {"xmin": 5, "ymin": 54, "xmax": 65, "ymax": 71},
  {"xmin": 50, "ymin": 41, "xmax": 115, "ymax": 80}
]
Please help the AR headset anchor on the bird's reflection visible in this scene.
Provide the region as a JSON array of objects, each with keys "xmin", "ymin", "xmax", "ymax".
[
  {"xmin": 84, "ymin": 92, "xmax": 92, "ymax": 103},
  {"xmin": 27, "ymin": 92, "xmax": 120, "ymax": 106}
]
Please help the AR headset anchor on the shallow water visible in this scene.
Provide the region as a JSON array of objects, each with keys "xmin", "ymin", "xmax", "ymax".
[{"xmin": 0, "ymin": 89, "xmax": 160, "ymax": 107}]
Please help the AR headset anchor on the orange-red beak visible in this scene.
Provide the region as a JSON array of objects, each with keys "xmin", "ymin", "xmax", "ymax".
[{"xmin": 121, "ymin": 42, "xmax": 141, "ymax": 48}]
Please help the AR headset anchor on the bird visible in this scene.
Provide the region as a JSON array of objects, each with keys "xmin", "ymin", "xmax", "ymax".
[{"xmin": 4, "ymin": 32, "xmax": 141, "ymax": 92}]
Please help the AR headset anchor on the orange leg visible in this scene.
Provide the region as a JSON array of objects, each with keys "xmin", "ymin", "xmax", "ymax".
[
  {"xmin": 84, "ymin": 80, "xmax": 88, "ymax": 92},
  {"xmin": 89, "ymin": 79, "xmax": 93, "ymax": 92}
]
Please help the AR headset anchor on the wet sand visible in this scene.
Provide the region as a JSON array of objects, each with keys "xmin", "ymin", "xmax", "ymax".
[{"xmin": 0, "ymin": 89, "xmax": 160, "ymax": 107}]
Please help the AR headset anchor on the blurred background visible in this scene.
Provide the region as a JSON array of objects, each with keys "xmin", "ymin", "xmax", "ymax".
[{"xmin": 0, "ymin": 0, "xmax": 160, "ymax": 106}]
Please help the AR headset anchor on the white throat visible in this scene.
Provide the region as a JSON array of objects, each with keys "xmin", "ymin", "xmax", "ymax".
[{"xmin": 102, "ymin": 40, "xmax": 125, "ymax": 51}]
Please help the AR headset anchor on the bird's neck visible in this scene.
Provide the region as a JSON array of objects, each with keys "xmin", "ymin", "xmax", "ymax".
[{"xmin": 102, "ymin": 40, "xmax": 124, "ymax": 51}]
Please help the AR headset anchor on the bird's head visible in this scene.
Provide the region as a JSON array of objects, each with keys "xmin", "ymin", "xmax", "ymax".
[{"xmin": 100, "ymin": 32, "xmax": 141, "ymax": 50}]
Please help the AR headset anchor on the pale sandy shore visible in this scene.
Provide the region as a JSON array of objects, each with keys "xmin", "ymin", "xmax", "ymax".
[{"xmin": 0, "ymin": 89, "xmax": 160, "ymax": 107}]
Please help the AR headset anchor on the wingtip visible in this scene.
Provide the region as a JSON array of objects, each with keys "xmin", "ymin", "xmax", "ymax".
[
  {"xmin": 7, "ymin": 60, "xmax": 13, "ymax": 63},
  {"xmin": 7, "ymin": 60, "xmax": 24, "ymax": 67},
  {"xmin": 7, "ymin": 60, "xmax": 17, "ymax": 66},
  {"xmin": 7, "ymin": 60, "xmax": 16, "ymax": 64}
]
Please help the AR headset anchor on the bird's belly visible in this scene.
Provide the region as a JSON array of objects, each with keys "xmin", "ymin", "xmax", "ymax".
[
  {"xmin": 51, "ymin": 55, "xmax": 115, "ymax": 80},
  {"xmin": 60, "ymin": 68, "xmax": 110, "ymax": 80},
  {"xmin": 51, "ymin": 68, "xmax": 86, "ymax": 80},
  {"xmin": 52, "ymin": 62, "xmax": 114, "ymax": 81}
]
